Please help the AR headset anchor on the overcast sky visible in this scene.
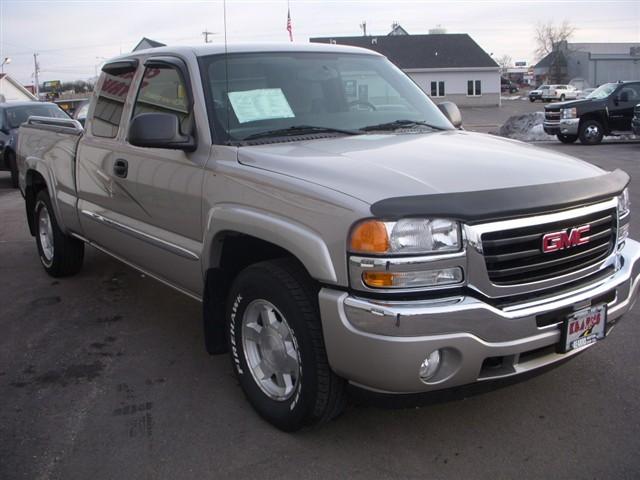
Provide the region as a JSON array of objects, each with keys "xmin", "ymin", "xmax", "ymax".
[{"xmin": 0, "ymin": 0, "xmax": 638, "ymax": 84}]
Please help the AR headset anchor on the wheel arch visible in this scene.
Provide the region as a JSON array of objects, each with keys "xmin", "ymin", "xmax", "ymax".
[
  {"xmin": 203, "ymin": 205, "xmax": 337, "ymax": 284},
  {"xmin": 579, "ymin": 112, "xmax": 609, "ymax": 132},
  {"xmin": 200, "ymin": 205, "xmax": 339, "ymax": 355},
  {"xmin": 24, "ymin": 169, "xmax": 49, "ymax": 236}
]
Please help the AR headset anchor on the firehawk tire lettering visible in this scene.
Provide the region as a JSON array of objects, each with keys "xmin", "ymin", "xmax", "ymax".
[{"xmin": 230, "ymin": 294, "xmax": 244, "ymax": 374}]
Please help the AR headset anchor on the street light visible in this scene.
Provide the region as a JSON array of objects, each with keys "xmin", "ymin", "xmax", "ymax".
[{"xmin": 1, "ymin": 57, "xmax": 11, "ymax": 73}]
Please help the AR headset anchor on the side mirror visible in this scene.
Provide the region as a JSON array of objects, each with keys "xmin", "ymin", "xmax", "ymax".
[
  {"xmin": 128, "ymin": 113, "xmax": 196, "ymax": 152},
  {"xmin": 437, "ymin": 101, "xmax": 463, "ymax": 129}
]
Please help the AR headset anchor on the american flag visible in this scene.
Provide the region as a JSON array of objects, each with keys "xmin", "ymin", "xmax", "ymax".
[{"xmin": 286, "ymin": 7, "xmax": 293, "ymax": 42}]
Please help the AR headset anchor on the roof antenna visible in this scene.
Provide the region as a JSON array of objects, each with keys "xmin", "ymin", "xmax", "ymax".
[{"xmin": 223, "ymin": 0, "xmax": 230, "ymax": 144}]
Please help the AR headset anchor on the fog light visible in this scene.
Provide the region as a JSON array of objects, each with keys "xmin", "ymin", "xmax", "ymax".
[
  {"xmin": 419, "ymin": 350, "xmax": 441, "ymax": 382},
  {"xmin": 362, "ymin": 267, "xmax": 463, "ymax": 289}
]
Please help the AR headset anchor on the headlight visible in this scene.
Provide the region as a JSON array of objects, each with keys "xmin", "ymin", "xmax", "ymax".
[
  {"xmin": 618, "ymin": 188, "xmax": 630, "ymax": 218},
  {"xmin": 561, "ymin": 108, "xmax": 577, "ymax": 119},
  {"xmin": 618, "ymin": 188, "xmax": 630, "ymax": 244},
  {"xmin": 349, "ymin": 218, "xmax": 461, "ymax": 255}
]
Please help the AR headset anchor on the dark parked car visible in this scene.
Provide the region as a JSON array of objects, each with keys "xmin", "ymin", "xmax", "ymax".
[
  {"xmin": 543, "ymin": 81, "xmax": 640, "ymax": 144},
  {"xmin": 501, "ymin": 77, "xmax": 519, "ymax": 94},
  {"xmin": 633, "ymin": 104, "xmax": 640, "ymax": 136},
  {"xmin": 0, "ymin": 101, "xmax": 68, "ymax": 187}
]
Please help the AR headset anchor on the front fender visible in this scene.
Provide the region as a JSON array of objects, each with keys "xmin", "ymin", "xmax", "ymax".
[{"xmin": 203, "ymin": 204, "xmax": 338, "ymax": 284}]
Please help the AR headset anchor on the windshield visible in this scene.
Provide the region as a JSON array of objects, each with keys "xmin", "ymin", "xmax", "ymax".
[
  {"xmin": 587, "ymin": 83, "xmax": 617, "ymax": 100},
  {"xmin": 6, "ymin": 104, "xmax": 68, "ymax": 128},
  {"xmin": 200, "ymin": 52, "xmax": 453, "ymax": 143}
]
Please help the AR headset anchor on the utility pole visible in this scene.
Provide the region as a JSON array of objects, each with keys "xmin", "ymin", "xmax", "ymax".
[
  {"xmin": 360, "ymin": 21, "xmax": 367, "ymax": 36},
  {"xmin": 202, "ymin": 29, "xmax": 214, "ymax": 43},
  {"xmin": 33, "ymin": 53, "xmax": 40, "ymax": 98}
]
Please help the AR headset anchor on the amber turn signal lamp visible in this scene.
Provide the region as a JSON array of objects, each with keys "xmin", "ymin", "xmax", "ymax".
[
  {"xmin": 362, "ymin": 271, "xmax": 395, "ymax": 287},
  {"xmin": 350, "ymin": 220, "xmax": 390, "ymax": 253}
]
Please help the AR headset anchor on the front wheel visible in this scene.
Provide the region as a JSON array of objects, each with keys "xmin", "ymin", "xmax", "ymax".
[
  {"xmin": 227, "ymin": 258, "xmax": 346, "ymax": 431},
  {"xmin": 529, "ymin": 97, "xmax": 535, "ymax": 103},
  {"xmin": 34, "ymin": 190, "xmax": 84, "ymax": 277},
  {"xmin": 559, "ymin": 94, "xmax": 566, "ymax": 101},
  {"xmin": 557, "ymin": 134, "xmax": 578, "ymax": 144},
  {"xmin": 579, "ymin": 119, "xmax": 604, "ymax": 145}
]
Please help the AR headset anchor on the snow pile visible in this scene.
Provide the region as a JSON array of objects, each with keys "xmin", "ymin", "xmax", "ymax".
[
  {"xmin": 500, "ymin": 95, "xmax": 522, "ymax": 101},
  {"xmin": 499, "ymin": 112, "xmax": 555, "ymax": 142}
]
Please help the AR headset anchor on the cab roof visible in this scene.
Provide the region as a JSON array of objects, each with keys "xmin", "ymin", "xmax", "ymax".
[{"xmin": 109, "ymin": 42, "xmax": 382, "ymax": 63}]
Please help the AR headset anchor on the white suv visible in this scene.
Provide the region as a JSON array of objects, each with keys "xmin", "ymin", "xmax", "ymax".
[{"xmin": 543, "ymin": 84, "xmax": 579, "ymax": 102}]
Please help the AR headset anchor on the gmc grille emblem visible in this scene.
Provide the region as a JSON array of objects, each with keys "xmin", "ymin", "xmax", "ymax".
[{"xmin": 542, "ymin": 225, "xmax": 590, "ymax": 253}]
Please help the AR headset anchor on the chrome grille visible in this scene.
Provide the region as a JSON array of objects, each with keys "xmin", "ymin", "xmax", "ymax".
[
  {"xmin": 482, "ymin": 208, "xmax": 616, "ymax": 285},
  {"xmin": 544, "ymin": 109, "xmax": 561, "ymax": 123}
]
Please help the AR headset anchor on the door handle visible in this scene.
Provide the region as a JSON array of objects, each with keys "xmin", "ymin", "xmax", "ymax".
[{"xmin": 113, "ymin": 159, "xmax": 128, "ymax": 178}]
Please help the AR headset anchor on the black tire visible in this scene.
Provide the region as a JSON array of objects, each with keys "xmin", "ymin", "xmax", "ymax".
[
  {"xmin": 34, "ymin": 190, "xmax": 84, "ymax": 277},
  {"xmin": 227, "ymin": 258, "xmax": 346, "ymax": 431},
  {"xmin": 7, "ymin": 151, "xmax": 18, "ymax": 189},
  {"xmin": 529, "ymin": 97, "xmax": 535, "ymax": 103},
  {"xmin": 559, "ymin": 94, "xmax": 565, "ymax": 101},
  {"xmin": 579, "ymin": 119, "xmax": 604, "ymax": 145},
  {"xmin": 557, "ymin": 134, "xmax": 578, "ymax": 144}
]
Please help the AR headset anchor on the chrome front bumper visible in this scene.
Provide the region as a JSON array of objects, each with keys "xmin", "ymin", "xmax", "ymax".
[
  {"xmin": 318, "ymin": 239, "xmax": 640, "ymax": 394},
  {"xmin": 543, "ymin": 118, "xmax": 579, "ymax": 136}
]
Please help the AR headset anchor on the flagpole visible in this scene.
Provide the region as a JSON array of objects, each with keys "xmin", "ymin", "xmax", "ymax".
[{"xmin": 287, "ymin": 0, "xmax": 293, "ymax": 42}]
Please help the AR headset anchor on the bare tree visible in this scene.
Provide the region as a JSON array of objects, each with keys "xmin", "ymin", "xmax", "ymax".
[
  {"xmin": 496, "ymin": 54, "xmax": 512, "ymax": 73},
  {"xmin": 534, "ymin": 20, "xmax": 575, "ymax": 60}
]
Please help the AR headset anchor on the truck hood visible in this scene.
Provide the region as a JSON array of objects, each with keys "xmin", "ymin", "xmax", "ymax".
[
  {"xmin": 546, "ymin": 98, "xmax": 600, "ymax": 109},
  {"xmin": 237, "ymin": 130, "xmax": 604, "ymax": 205}
]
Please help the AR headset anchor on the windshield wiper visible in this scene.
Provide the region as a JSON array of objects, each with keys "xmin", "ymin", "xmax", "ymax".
[
  {"xmin": 361, "ymin": 119, "xmax": 442, "ymax": 132},
  {"xmin": 242, "ymin": 125, "xmax": 362, "ymax": 141}
]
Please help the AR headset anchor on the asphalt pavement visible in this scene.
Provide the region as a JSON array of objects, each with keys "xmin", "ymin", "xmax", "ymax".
[{"xmin": 1, "ymin": 140, "xmax": 640, "ymax": 479}]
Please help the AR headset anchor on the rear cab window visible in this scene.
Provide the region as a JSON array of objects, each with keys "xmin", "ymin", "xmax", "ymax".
[{"xmin": 92, "ymin": 61, "xmax": 138, "ymax": 138}]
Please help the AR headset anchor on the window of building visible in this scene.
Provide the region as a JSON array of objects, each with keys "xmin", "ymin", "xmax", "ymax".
[
  {"xmin": 92, "ymin": 67, "xmax": 136, "ymax": 138},
  {"xmin": 430, "ymin": 81, "xmax": 445, "ymax": 97},
  {"xmin": 131, "ymin": 66, "xmax": 192, "ymax": 135},
  {"xmin": 467, "ymin": 80, "xmax": 482, "ymax": 96}
]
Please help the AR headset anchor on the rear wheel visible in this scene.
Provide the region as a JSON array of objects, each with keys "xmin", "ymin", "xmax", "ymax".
[
  {"xmin": 557, "ymin": 134, "xmax": 578, "ymax": 144},
  {"xmin": 34, "ymin": 190, "xmax": 84, "ymax": 277},
  {"xmin": 227, "ymin": 258, "xmax": 346, "ymax": 431},
  {"xmin": 579, "ymin": 119, "xmax": 604, "ymax": 145},
  {"xmin": 560, "ymin": 94, "xmax": 566, "ymax": 101},
  {"xmin": 7, "ymin": 151, "xmax": 18, "ymax": 188}
]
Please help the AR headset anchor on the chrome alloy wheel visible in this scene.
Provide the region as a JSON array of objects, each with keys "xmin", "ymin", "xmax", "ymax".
[
  {"xmin": 585, "ymin": 124, "xmax": 600, "ymax": 139},
  {"xmin": 38, "ymin": 203, "xmax": 54, "ymax": 265},
  {"xmin": 241, "ymin": 299, "xmax": 301, "ymax": 401}
]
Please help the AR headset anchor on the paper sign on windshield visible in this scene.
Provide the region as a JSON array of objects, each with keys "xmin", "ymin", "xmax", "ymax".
[{"xmin": 228, "ymin": 88, "xmax": 295, "ymax": 124}]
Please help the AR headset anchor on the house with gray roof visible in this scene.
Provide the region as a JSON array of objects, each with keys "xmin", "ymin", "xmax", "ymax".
[
  {"xmin": 311, "ymin": 27, "xmax": 500, "ymax": 106},
  {"xmin": 0, "ymin": 74, "xmax": 37, "ymax": 102}
]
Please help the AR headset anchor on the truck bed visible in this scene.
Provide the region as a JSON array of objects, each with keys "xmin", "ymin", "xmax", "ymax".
[{"xmin": 17, "ymin": 116, "xmax": 84, "ymax": 234}]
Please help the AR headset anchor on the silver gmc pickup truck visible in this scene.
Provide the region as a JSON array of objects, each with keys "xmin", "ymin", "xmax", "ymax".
[{"xmin": 17, "ymin": 43, "xmax": 640, "ymax": 431}]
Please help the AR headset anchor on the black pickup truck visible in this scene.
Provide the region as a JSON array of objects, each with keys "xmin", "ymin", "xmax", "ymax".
[{"xmin": 543, "ymin": 81, "xmax": 640, "ymax": 145}]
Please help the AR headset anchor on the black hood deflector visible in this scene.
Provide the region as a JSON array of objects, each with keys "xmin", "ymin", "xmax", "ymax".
[{"xmin": 370, "ymin": 169, "xmax": 629, "ymax": 224}]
